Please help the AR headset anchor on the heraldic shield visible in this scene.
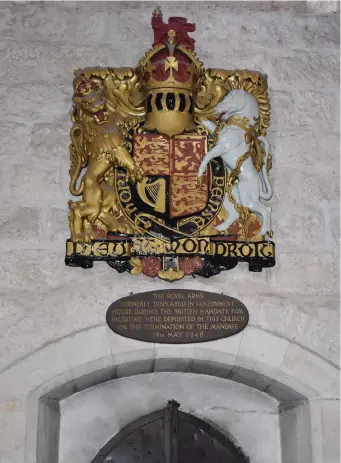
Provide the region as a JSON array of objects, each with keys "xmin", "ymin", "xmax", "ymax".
[
  {"xmin": 65, "ymin": 8, "xmax": 275, "ymax": 282},
  {"xmin": 133, "ymin": 134, "xmax": 209, "ymax": 219}
]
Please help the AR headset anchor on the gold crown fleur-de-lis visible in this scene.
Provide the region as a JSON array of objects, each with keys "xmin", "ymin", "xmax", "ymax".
[{"xmin": 168, "ymin": 29, "xmax": 176, "ymax": 45}]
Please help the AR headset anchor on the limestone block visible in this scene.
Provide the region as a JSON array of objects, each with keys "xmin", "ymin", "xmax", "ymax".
[
  {"xmin": 0, "ymin": 399, "xmax": 26, "ymax": 463},
  {"xmin": 271, "ymin": 166, "xmax": 301, "ymax": 205},
  {"xmin": 169, "ymin": 272, "xmax": 263, "ymax": 296},
  {"xmin": 106, "ymin": 328, "xmax": 156, "ymax": 366},
  {"xmin": 269, "ymin": 90, "xmax": 296, "ymax": 129},
  {"xmin": 231, "ymin": 327, "xmax": 289, "ymax": 392},
  {"xmin": 0, "ymin": 250, "xmax": 91, "ymax": 294},
  {"xmin": 154, "ymin": 357, "xmax": 191, "ymax": 373},
  {"xmin": 0, "ymin": 205, "xmax": 40, "ymax": 241},
  {"xmin": 1, "ymin": 160, "xmax": 68, "ymax": 207},
  {"xmin": 189, "ymin": 360, "xmax": 232, "ymax": 379},
  {"xmin": 71, "ymin": 365, "xmax": 116, "ymax": 395},
  {"xmin": 305, "ymin": 1, "xmax": 340, "ymax": 14},
  {"xmin": 310, "ymin": 399, "xmax": 340, "ymax": 463},
  {"xmin": 317, "ymin": 132, "xmax": 340, "ymax": 166},
  {"xmin": 0, "ymin": 284, "xmax": 123, "ymax": 373},
  {"xmin": 61, "ymin": 326, "xmax": 113, "ymax": 371},
  {"xmin": 197, "ymin": 48, "xmax": 269, "ymax": 77},
  {"xmin": 59, "ymin": 389, "xmax": 121, "ymax": 463},
  {"xmin": 185, "ymin": 261, "xmax": 269, "ymax": 289},
  {"xmin": 0, "ymin": 122, "xmax": 32, "ymax": 160},
  {"xmin": 304, "ymin": 13, "xmax": 340, "ymax": 47},
  {"xmin": 37, "ymin": 398, "xmax": 60, "ymax": 463},
  {"xmin": 27, "ymin": 280, "xmax": 116, "ymax": 337},
  {"xmin": 0, "ymin": 341, "xmax": 69, "ymax": 398},
  {"xmin": 193, "ymin": 379, "xmax": 279, "ymax": 414},
  {"xmin": 227, "ymin": 328, "xmax": 289, "ymax": 392},
  {"xmin": 0, "ymin": 41, "xmax": 144, "ymax": 83},
  {"xmin": 280, "ymin": 344, "xmax": 340, "ymax": 397},
  {"xmin": 243, "ymin": 293, "xmax": 340, "ymax": 367},
  {"xmin": 328, "ymin": 200, "xmax": 340, "ymax": 248},
  {"xmin": 271, "ymin": 130, "xmax": 340, "ymax": 167},
  {"xmin": 116, "ymin": 359, "xmax": 155, "ymax": 378},
  {"xmin": 156, "ymin": 335, "xmax": 241, "ymax": 373},
  {"xmin": 0, "ymin": 6, "xmax": 17, "ymax": 37},
  {"xmin": 280, "ymin": 402, "xmax": 313, "ymax": 463},
  {"xmin": 109, "ymin": 8, "xmax": 154, "ymax": 43},
  {"xmin": 271, "ymin": 203, "xmax": 326, "ymax": 251},
  {"xmin": 17, "ymin": 3, "xmax": 108, "ymax": 44},
  {"xmin": 192, "ymin": 331, "xmax": 243, "ymax": 369},
  {"xmin": 229, "ymin": 365, "xmax": 274, "ymax": 391},
  {"xmin": 37, "ymin": 376, "xmax": 77, "ymax": 403},
  {"xmin": 270, "ymin": 371, "xmax": 320, "ymax": 399},
  {"xmin": 216, "ymin": 50, "xmax": 339, "ymax": 90},
  {"xmin": 321, "ymin": 400, "xmax": 340, "ymax": 463},
  {"xmin": 296, "ymin": 307, "xmax": 340, "ymax": 368},
  {"xmin": 0, "ymin": 293, "xmax": 36, "ymax": 329},
  {"xmin": 267, "ymin": 378, "xmax": 307, "ymax": 403},
  {"xmin": 154, "ymin": 343, "xmax": 195, "ymax": 372},
  {"xmin": 0, "ymin": 84, "xmax": 71, "ymax": 124},
  {"xmin": 190, "ymin": 9, "xmax": 306, "ymax": 49},
  {"xmin": 0, "ymin": 307, "xmax": 50, "ymax": 372},
  {"xmin": 0, "ymin": 41, "xmax": 46, "ymax": 82},
  {"xmin": 60, "ymin": 326, "xmax": 116, "ymax": 390},
  {"xmin": 46, "ymin": 207, "xmax": 69, "ymax": 243},
  {"xmin": 297, "ymin": 90, "xmax": 339, "ymax": 131},
  {"xmin": 272, "ymin": 165, "xmax": 338, "ymax": 219},
  {"xmin": 268, "ymin": 252, "xmax": 338, "ymax": 295},
  {"xmin": 299, "ymin": 168, "xmax": 340, "ymax": 204},
  {"xmin": 31, "ymin": 120, "xmax": 69, "ymax": 161},
  {"xmin": 271, "ymin": 1, "xmax": 307, "ymax": 13},
  {"xmin": 118, "ymin": 42, "xmax": 162, "ymax": 68},
  {"xmin": 187, "ymin": 1, "xmax": 276, "ymax": 13},
  {"xmin": 270, "ymin": 51, "xmax": 340, "ymax": 88},
  {"xmin": 266, "ymin": 131, "xmax": 297, "ymax": 168},
  {"xmin": 237, "ymin": 326, "xmax": 290, "ymax": 369}
]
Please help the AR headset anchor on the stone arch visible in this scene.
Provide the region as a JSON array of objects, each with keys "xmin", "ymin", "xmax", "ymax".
[{"xmin": 0, "ymin": 325, "xmax": 337, "ymax": 463}]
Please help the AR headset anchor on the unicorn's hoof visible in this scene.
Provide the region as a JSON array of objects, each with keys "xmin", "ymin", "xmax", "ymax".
[{"xmin": 267, "ymin": 229, "xmax": 274, "ymax": 238}]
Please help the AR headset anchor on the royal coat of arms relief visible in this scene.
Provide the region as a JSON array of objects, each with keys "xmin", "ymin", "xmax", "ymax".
[{"xmin": 65, "ymin": 9, "xmax": 275, "ymax": 282}]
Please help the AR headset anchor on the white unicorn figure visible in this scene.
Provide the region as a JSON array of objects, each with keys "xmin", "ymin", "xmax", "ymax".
[{"xmin": 198, "ymin": 89, "xmax": 273, "ymax": 237}]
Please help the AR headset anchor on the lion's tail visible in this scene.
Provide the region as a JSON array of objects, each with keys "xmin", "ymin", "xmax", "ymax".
[{"xmin": 69, "ymin": 125, "xmax": 86, "ymax": 196}]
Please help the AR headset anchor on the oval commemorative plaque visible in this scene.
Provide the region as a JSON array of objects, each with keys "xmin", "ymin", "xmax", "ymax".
[{"xmin": 106, "ymin": 290, "xmax": 249, "ymax": 343}]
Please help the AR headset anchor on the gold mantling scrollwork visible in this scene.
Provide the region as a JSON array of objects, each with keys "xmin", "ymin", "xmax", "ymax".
[{"xmin": 195, "ymin": 68, "xmax": 270, "ymax": 136}]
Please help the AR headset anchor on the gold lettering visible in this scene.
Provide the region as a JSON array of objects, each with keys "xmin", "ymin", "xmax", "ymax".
[
  {"xmin": 93, "ymin": 242, "xmax": 108, "ymax": 257},
  {"xmin": 74, "ymin": 242, "xmax": 92, "ymax": 256}
]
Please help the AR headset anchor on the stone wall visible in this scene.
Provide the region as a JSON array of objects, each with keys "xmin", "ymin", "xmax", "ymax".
[{"xmin": 0, "ymin": 2, "xmax": 339, "ymax": 463}]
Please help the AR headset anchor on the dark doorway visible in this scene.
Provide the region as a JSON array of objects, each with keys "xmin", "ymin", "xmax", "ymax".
[{"xmin": 91, "ymin": 400, "xmax": 249, "ymax": 463}]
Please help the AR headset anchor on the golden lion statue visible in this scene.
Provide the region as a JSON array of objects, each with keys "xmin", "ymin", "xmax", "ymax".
[{"xmin": 68, "ymin": 67, "xmax": 145, "ymax": 243}]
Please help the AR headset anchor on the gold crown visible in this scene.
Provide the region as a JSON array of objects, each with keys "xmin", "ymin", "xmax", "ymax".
[{"xmin": 138, "ymin": 44, "xmax": 202, "ymax": 93}]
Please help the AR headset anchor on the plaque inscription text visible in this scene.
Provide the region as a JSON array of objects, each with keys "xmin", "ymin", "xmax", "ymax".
[{"xmin": 106, "ymin": 290, "xmax": 249, "ymax": 343}]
